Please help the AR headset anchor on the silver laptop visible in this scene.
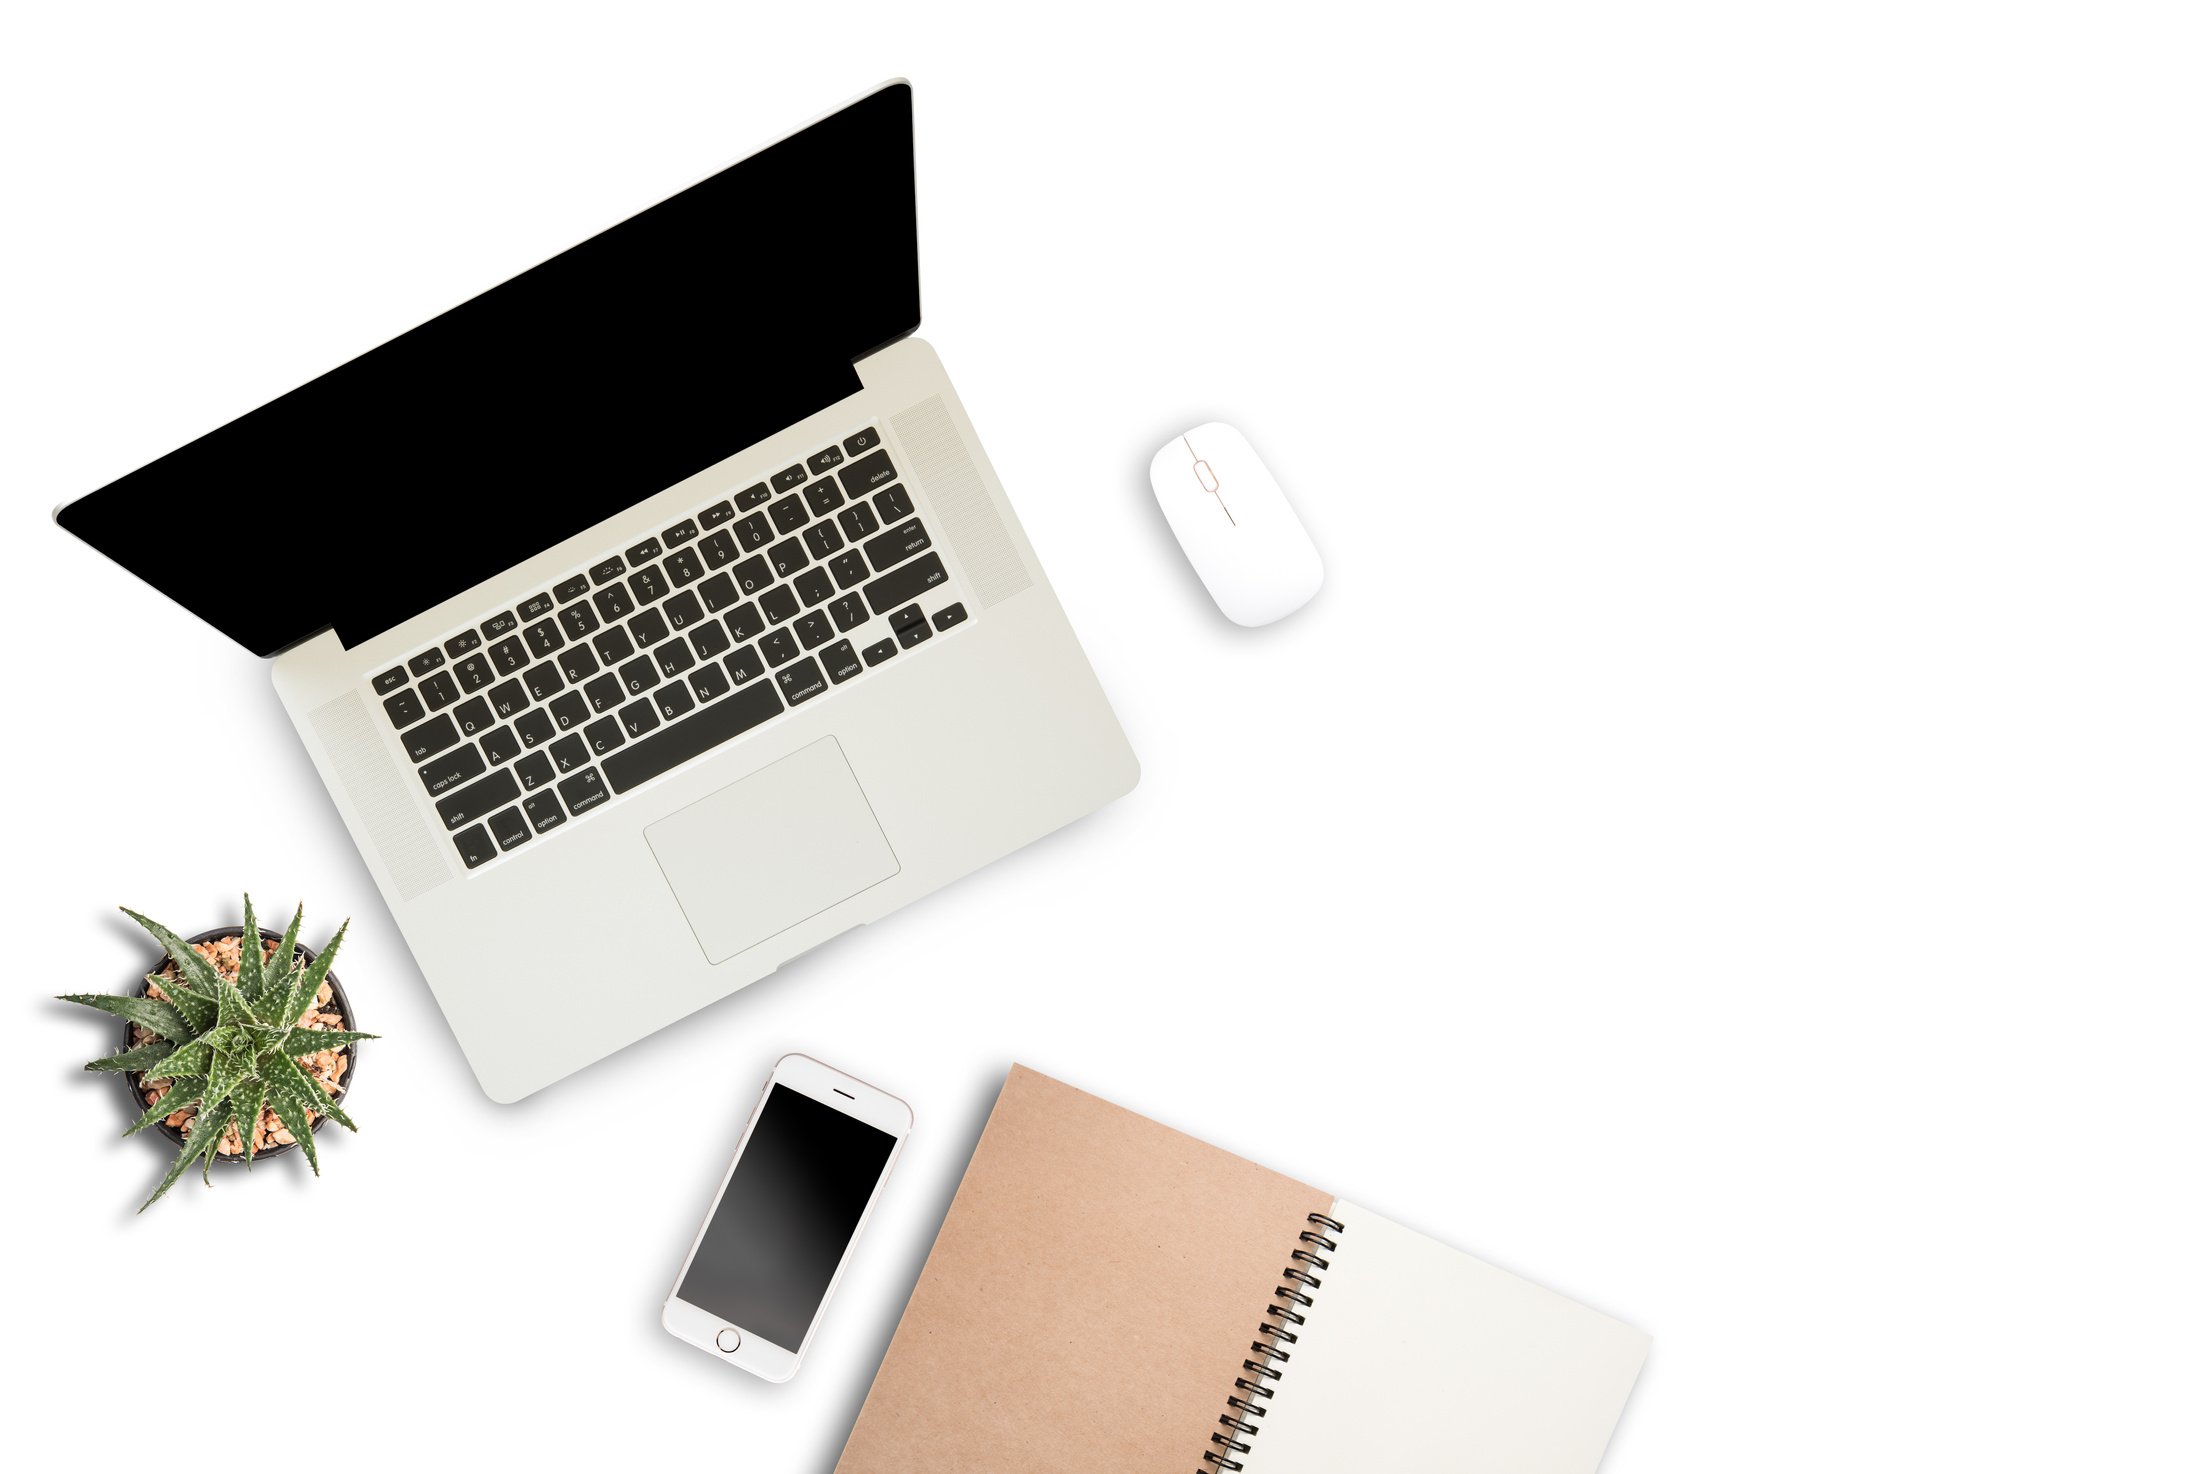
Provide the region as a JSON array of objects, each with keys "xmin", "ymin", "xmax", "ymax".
[{"xmin": 53, "ymin": 82, "xmax": 1137, "ymax": 1101}]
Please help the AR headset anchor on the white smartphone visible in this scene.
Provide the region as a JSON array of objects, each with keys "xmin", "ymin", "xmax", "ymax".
[{"xmin": 661, "ymin": 1053, "xmax": 911, "ymax": 1382}]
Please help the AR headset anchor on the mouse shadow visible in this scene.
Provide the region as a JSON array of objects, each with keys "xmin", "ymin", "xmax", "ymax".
[{"xmin": 802, "ymin": 1068, "xmax": 1006, "ymax": 1474}]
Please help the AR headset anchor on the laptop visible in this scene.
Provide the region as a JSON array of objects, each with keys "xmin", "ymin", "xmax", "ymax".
[{"xmin": 54, "ymin": 82, "xmax": 1138, "ymax": 1102}]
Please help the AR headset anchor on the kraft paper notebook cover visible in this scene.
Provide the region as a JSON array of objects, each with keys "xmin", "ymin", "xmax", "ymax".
[{"xmin": 834, "ymin": 1065, "xmax": 1649, "ymax": 1474}]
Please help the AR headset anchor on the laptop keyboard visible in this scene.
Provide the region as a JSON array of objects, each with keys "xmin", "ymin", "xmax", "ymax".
[{"xmin": 367, "ymin": 428, "xmax": 970, "ymax": 873}]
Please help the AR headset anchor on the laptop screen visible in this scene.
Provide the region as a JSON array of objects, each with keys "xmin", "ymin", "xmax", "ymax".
[{"xmin": 55, "ymin": 82, "xmax": 919, "ymax": 656}]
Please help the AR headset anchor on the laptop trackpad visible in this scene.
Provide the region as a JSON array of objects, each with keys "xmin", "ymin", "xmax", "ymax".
[{"xmin": 644, "ymin": 737, "xmax": 899, "ymax": 964}]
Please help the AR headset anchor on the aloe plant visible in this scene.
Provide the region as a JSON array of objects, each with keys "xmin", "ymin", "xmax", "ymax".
[{"xmin": 60, "ymin": 897, "xmax": 376, "ymax": 1211}]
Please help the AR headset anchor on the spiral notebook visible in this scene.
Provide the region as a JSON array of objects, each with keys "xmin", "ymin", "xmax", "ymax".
[{"xmin": 834, "ymin": 1065, "xmax": 1649, "ymax": 1474}]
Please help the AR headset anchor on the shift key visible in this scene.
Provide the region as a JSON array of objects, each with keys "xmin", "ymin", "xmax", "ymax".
[
  {"xmin": 861, "ymin": 552, "xmax": 948, "ymax": 616},
  {"xmin": 435, "ymin": 768, "xmax": 521, "ymax": 830}
]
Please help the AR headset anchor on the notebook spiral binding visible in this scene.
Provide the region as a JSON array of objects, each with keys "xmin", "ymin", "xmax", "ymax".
[{"xmin": 1199, "ymin": 1212, "xmax": 1347, "ymax": 1473}]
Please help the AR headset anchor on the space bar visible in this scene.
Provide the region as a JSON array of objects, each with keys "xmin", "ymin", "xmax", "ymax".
[{"xmin": 602, "ymin": 682, "xmax": 785, "ymax": 794}]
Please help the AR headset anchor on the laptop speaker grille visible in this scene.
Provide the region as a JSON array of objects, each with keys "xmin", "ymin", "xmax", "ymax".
[
  {"xmin": 890, "ymin": 394, "xmax": 1032, "ymax": 609},
  {"xmin": 308, "ymin": 689, "xmax": 451, "ymax": 902}
]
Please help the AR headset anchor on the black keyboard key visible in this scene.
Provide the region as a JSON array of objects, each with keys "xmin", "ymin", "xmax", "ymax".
[
  {"xmin": 444, "ymin": 629, "xmax": 481, "ymax": 658},
  {"xmin": 453, "ymin": 652, "xmax": 495, "ymax": 692},
  {"xmin": 602, "ymin": 681, "xmax": 783, "ymax": 794},
  {"xmin": 700, "ymin": 529, "xmax": 738, "ymax": 569},
  {"xmin": 401, "ymin": 712, "xmax": 461, "ymax": 762},
  {"xmin": 373, "ymin": 666, "xmax": 409, "ymax": 696},
  {"xmin": 665, "ymin": 547, "xmax": 704, "ymax": 586},
  {"xmin": 558, "ymin": 767, "xmax": 609, "ymax": 815},
  {"xmin": 553, "ymin": 573, "xmax": 592, "ymax": 602},
  {"xmin": 760, "ymin": 628, "xmax": 799, "ymax": 667},
  {"xmin": 408, "ymin": 648, "xmax": 445, "ymax": 677},
  {"xmin": 514, "ymin": 708, "xmax": 556, "ymax": 749},
  {"xmin": 490, "ymin": 805, "xmax": 531, "ymax": 851},
  {"xmin": 690, "ymin": 620, "xmax": 732, "ymax": 660},
  {"xmin": 481, "ymin": 725, "xmax": 521, "ymax": 767},
  {"xmin": 656, "ymin": 639, "xmax": 696, "ymax": 678},
  {"xmin": 523, "ymin": 791, "xmax": 566, "ymax": 834},
  {"xmin": 524, "ymin": 661, "xmax": 565, "ymax": 704},
  {"xmin": 829, "ymin": 592, "xmax": 868, "ymax": 631},
  {"xmin": 590, "ymin": 557, "xmax": 627, "ymax": 586},
  {"xmin": 795, "ymin": 567, "xmax": 835, "ymax": 607},
  {"xmin": 557, "ymin": 645, "xmax": 599, "ymax": 684},
  {"xmin": 837, "ymin": 502, "xmax": 879, "ymax": 542},
  {"xmin": 734, "ymin": 511, "xmax": 773, "ymax": 550},
  {"xmin": 865, "ymin": 518, "xmax": 932, "ymax": 572},
  {"xmin": 890, "ymin": 602, "xmax": 926, "ymax": 631},
  {"xmin": 873, "ymin": 482, "xmax": 915, "ymax": 521},
  {"xmin": 776, "ymin": 657, "xmax": 828, "ymax": 705},
  {"xmin": 932, "ymin": 602, "xmax": 969, "ymax": 631},
  {"xmin": 862, "ymin": 638, "xmax": 897, "ymax": 667},
  {"xmin": 489, "ymin": 635, "xmax": 529, "ymax": 675},
  {"xmin": 898, "ymin": 617, "xmax": 933, "ymax": 649},
  {"xmin": 454, "ymin": 696, "xmax": 494, "ymax": 736},
  {"xmin": 829, "ymin": 550, "xmax": 869, "ymax": 590},
  {"xmin": 523, "ymin": 619, "xmax": 563, "ymax": 658},
  {"xmin": 517, "ymin": 591, "xmax": 555, "ymax": 621},
  {"xmin": 794, "ymin": 610, "xmax": 834, "ymax": 650},
  {"xmin": 771, "ymin": 463, "xmax": 808, "ymax": 493},
  {"xmin": 592, "ymin": 626, "xmax": 635, "ymax": 666},
  {"xmin": 663, "ymin": 590, "xmax": 704, "ymax": 631},
  {"xmin": 618, "ymin": 699, "xmax": 661, "ymax": 739},
  {"xmin": 862, "ymin": 552, "xmax": 949, "ymax": 616},
  {"xmin": 735, "ymin": 482, "xmax": 772, "ymax": 511},
  {"xmin": 626, "ymin": 537, "xmax": 662, "ymax": 567},
  {"xmin": 420, "ymin": 671, "xmax": 460, "ymax": 710},
  {"xmin": 808, "ymin": 444, "xmax": 845, "ymax": 475},
  {"xmin": 557, "ymin": 601, "xmax": 600, "ymax": 641},
  {"xmin": 698, "ymin": 571, "xmax": 739, "ymax": 612},
  {"xmin": 383, "ymin": 688, "xmax": 425, "ymax": 728},
  {"xmin": 629, "ymin": 608, "xmax": 670, "ymax": 647},
  {"xmin": 803, "ymin": 521, "xmax": 844, "ymax": 559},
  {"xmin": 731, "ymin": 554, "xmax": 773, "ymax": 596},
  {"xmin": 549, "ymin": 733, "xmax": 589, "ymax": 774},
  {"xmin": 593, "ymin": 583, "xmax": 635, "ymax": 622},
  {"xmin": 655, "ymin": 682, "xmax": 696, "ymax": 723},
  {"xmin": 548, "ymin": 691, "xmax": 590, "ymax": 731},
  {"xmin": 617, "ymin": 655, "xmax": 660, "ymax": 696},
  {"xmin": 839, "ymin": 448, "xmax": 899, "ymax": 497},
  {"xmin": 698, "ymin": 500, "xmax": 735, "ymax": 529},
  {"xmin": 481, "ymin": 610, "xmax": 520, "ymax": 639},
  {"xmin": 584, "ymin": 673, "xmax": 624, "ymax": 714},
  {"xmin": 421, "ymin": 744, "xmax": 488, "ymax": 800},
  {"xmin": 689, "ymin": 662, "xmax": 731, "ymax": 703},
  {"xmin": 629, "ymin": 564, "xmax": 670, "ymax": 604},
  {"xmin": 760, "ymin": 585, "xmax": 801, "ymax": 624},
  {"xmin": 822, "ymin": 640, "xmax": 863, "ymax": 684},
  {"xmin": 768, "ymin": 537, "xmax": 808, "ymax": 579},
  {"xmin": 843, "ymin": 427, "xmax": 880, "ymax": 456},
  {"xmin": 487, "ymin": 678, "xmax": 527, "ymax": 720},
  {"xmin": 724, "ymin": 644, "xmax": 764, "ymax": 685},
  {"xmin": 769, "ymin": 495, "xmax": 809, "ymax": 535},
  {"xmin": 804, "ymin": 479, "xmax": 844, "ymax": 517},
  {"xmin": 584, "ymin": 715, "xmax": 626, "ymax": 757},
  {"xmin": 725, "ymin": 602, "xmax": 765, "ymax": 641},
  {"xmin": 663, "ymin": 518, "xmax": 699, "ymax": 549},
  {"xmin": 454, "ymin": 824, "xmax": 495, "ymax": 869},
  {"xmin": 434, "ymin": 767, "xmax": 512, "ymax": 834},
  {"xmin": 515, "ymin": 750, "xmax": 555, "ymax": 791}
]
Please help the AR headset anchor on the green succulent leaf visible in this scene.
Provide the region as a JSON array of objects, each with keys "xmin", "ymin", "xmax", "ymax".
[
  {"xmin": 123, "ymin": 1078, "xmax": 203, "ymax": 1138},
  {"xmin": 267, "ymin": 1090, "xmax": 320, "ymax": 1176},
  {"xmin": 267, "ymin": 1053, "xmax": 355, "ymax": 1132},
  {"xmin": 255, "ymin": 903, "xmax": 306, "ymax": 1012},
  {"xmin": 85, "ymin": 1040, "xmax": 179, "ymax": 1075},
  {"xmin": 277, "ymin": 918, "xmax": 348, "ymax": 1028},
  {"xmin": 237, "ymin": 895, "xmax": 264, "ymax": 1001},
  {"xmin": 120, "ymin": 908, "xmax": 228, "ymax": 1000},
  {"xmin": 56, "ymin": 992, "xmax": 193, "ymax": 1042},
  {"xmin": 231, "ymin": 1079, "xmax": 268, "ymax": 1167},
  {"xmin": 140, "ymin": 1124, "xmax": 207, "ymax": 1212},
  {"xmin": 196, "ymin": 1110, "xmax": 230, "ymax": 1186},
  {"xmin": 151, "ymin": 973, "xmax": 217, "ymax": 1033},
  {"xmin": 141, "ymin": 1038, "xmax": 213, "ymax": 1080},
  {"xmin": 274, "ymin": 1029, "xmax": 378, "ymax": 1055}
]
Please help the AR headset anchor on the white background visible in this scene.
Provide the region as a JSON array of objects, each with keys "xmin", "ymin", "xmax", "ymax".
[{"xmin": 4, "ymin": 3, "xmax": 2204, "ymax": 1469}]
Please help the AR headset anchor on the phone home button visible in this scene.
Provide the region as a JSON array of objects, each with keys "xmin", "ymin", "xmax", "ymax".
[{"xmin": 715, "ymin": 1328, "xmax": 741, "ymax": 1353}]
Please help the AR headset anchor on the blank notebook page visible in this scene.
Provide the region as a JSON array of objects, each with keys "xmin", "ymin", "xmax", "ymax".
[{"xmin": 1239, "ymin": 1201, "xmax": 1651, "ymax": 1474}]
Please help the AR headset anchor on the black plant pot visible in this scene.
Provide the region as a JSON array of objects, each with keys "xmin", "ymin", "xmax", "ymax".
[{"xmin": 121, "ymin": 926, "xmax": 360, "ymax": 1163}]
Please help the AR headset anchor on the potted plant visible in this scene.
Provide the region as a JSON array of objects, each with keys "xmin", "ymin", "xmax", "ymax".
[{"xmin": 60, "ymin": 896, "xmax": 375, "ymax": 1211}]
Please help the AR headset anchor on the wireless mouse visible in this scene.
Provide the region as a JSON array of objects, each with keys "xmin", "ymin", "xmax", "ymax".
[{"xmin": 1148, "ymin": 422, "xmax": 1324, "ymax": 627}]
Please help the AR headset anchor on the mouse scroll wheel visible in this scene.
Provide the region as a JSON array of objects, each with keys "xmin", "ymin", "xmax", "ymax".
[{"xmin": 1193, "ymin": 460, "xmax": 1220, "ymax": 493}]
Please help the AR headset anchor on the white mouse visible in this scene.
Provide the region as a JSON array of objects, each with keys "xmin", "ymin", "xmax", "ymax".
[{"xmin": 1148, "ymin": 422, "xmax": 1324, "ymax": 627}]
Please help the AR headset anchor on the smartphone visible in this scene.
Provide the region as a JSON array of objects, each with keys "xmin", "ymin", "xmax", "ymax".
[{"xmin": 661, "ymin": 1053, "xmax": 911, "ymax": 1382}]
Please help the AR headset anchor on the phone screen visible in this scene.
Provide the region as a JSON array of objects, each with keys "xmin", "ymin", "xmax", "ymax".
[{"xmin": 677, "ymin": 1084, "xmax": 898, "ymax": 1351}]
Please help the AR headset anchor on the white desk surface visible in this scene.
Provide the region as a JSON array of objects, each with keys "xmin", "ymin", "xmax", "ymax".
[{"xmin": 5, "ymin": 5, "xmax": 2204, "ymax": 1470}]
